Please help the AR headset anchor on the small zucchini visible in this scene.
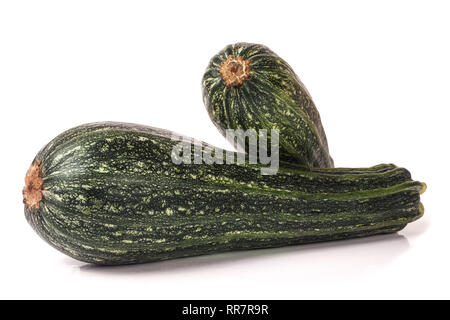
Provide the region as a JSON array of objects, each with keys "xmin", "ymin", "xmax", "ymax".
[{"xmin": 202, "ymin": 43, "xmax": 334, "ymax": 168}]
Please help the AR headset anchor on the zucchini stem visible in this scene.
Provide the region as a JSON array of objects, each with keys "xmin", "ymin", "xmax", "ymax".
[{"xmin": 23, "ymin": 161, "xmax": 43, "ymax": 209}]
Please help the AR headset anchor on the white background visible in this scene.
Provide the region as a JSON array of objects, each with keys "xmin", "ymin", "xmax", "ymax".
[{"xmin": 0, "ymin": 0, "xmax": 448, "ymax": 299}]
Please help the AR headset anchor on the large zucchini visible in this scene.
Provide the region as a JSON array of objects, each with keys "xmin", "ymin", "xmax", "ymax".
[
  {"xmin": 202, "ymin": 42, "xmax": 334, "ymax": 168},
  {"xmin": 23, "ymin": 122, "xmax": 425, "ymax": 265}
]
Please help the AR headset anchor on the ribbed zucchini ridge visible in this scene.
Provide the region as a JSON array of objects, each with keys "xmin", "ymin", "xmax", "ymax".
[{"xmin": 24, "ymin": 122, "xmax": 425, "ymax": 265}]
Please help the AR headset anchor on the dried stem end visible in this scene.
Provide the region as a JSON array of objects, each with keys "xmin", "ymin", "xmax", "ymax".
[
  {"xmin": 23, "ymin": 161, "xmax": 43, "ymax": 209},
  {"xmin": 219, "ymin": 55, "xmax": 251, "ymax": 87}
]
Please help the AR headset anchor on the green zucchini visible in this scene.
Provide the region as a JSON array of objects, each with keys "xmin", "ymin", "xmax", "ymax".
[
  {"xmin": 202, "ymin": 42, "xmax": 334, "ymax": 168},
  {"xmin": 23, "ymin": 122, "xmax": 425, "ymax": 265}
]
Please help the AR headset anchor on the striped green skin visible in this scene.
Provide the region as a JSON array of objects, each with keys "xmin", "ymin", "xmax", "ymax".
[
  {"xmin": 202, "ymin": 42, "xmax": 334, "ymax": 168},
  {"xmin": 25, "ymin": 122, "xmax": 425, "ymax": 265}
]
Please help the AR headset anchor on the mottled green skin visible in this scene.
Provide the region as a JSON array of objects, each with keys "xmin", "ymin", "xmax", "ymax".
[
  {"xmin": 202, "ymin": 43, "xmax": 334, "ymax": 168},
  {"xmin": 25, "ymin": 122, "xmax": 425, "ymax": 265}
]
